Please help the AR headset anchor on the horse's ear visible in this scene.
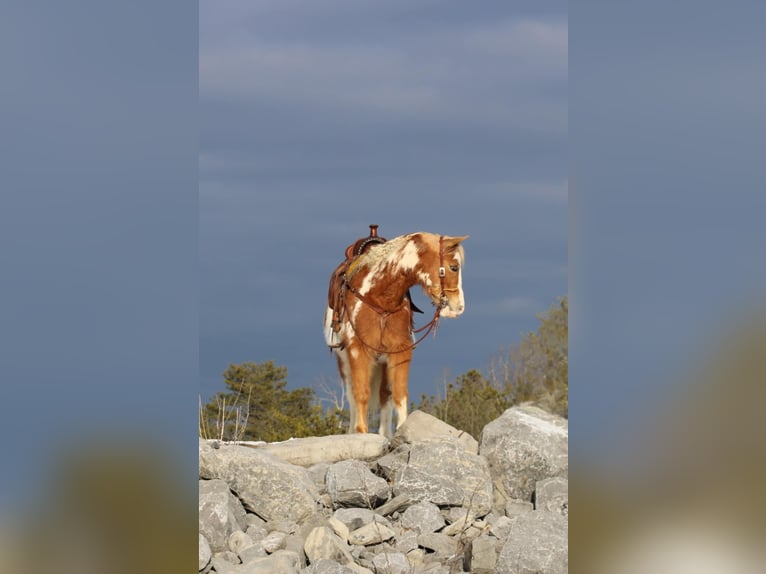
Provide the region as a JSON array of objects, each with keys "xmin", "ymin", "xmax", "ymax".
[{"xmin": 444, "ymin": 235, "xmax": 469, "ymax": 250}]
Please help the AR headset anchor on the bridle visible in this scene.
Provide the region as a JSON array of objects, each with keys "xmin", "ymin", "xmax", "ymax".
[{"xmin": 339, "ymin": 235, "xmax": 457, "ymax": 354}]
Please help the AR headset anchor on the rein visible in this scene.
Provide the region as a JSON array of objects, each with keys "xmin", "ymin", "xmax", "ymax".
[{"xmin": 338, "ymin": 234, "xmax": 451, "ymax": 355}]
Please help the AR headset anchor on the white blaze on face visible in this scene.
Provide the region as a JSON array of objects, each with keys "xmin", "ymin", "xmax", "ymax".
[{"xmin": 455, "ymin": 250, "xmax": 465, "ymax": 311}]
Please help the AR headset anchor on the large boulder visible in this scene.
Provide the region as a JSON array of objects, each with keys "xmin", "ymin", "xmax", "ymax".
[
  {"xmin": 199, "ymin": 439, "xmax": 319, "ymax": 523},
  {"xmin": 479, "ymin": 405, "xmax": 568, "ymax": 502},
  {"xmin": 393, "ymin": 440, "xmax": 492, "ymax": 516},
  {"xmin": 255, "ymin": 434, "xmax": 389, "ymax": 467},
  {"xmin": 390, "ymin": 410, "xmax": 478, "ymax": 454},
  {"xmin": 198, "ymin": 479, "xmax": 247, "ymax": 553},
  {"xmin": 326, "ymin": 459, "xmax": 390, "ymax": 508},
  {"xmin": 495, "ymin": 511, "xmax": 568, "ymax": 574},
  {"xmin": 535, "ymin": 476, "xmax": 568, "ymax": 516}
]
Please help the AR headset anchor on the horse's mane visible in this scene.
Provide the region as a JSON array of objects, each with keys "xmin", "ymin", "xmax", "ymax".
[
  {"xmin": 346, "ymin": 232, "xmax": 465, "ymax": 281},
  {"xmin": 346, "ymin": 234, "xmax": 412, "ymax": 280}
]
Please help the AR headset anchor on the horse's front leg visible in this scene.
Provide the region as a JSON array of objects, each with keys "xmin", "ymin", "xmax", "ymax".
[{"xmin": 388, "ymin": 352, "xmax": 412, "ymax": 431}]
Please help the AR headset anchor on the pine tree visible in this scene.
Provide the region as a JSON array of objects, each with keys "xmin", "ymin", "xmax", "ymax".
[{"xmin": 200, "ymin": 361, "xmax": 346, "ymax": 441}]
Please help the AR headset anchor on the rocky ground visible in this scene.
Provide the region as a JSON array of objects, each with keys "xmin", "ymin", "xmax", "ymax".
[{"xmin": 199, "ymin": 405, "xmax": 568, "ymax": 574}]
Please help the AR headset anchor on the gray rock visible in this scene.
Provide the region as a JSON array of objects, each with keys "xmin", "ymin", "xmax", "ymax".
[
  {"xmin": 261, "ymin": 530, "xmax": 287, "ymax": 553},
  {"xmin": 486, "ymin": 514, "xmax": 514, "ymax": 542},
  {"xmin": 303, "ymin": 559, "xmax": 358, "ymax": 574},
  {"xmin": 284, "ymin": 534, "xmax": 308, "ymax": 569},
  {"xmin": 211, "ymin": 552, "xmax": 240, "ymax": 574},
  {"xmin": 496, "ymin": 511, "xmax": 568, "ymax": 574},
  {"xmin": 370, "ymin": 551, "xmax": 411, "ymax": 574},
  {"xmin": 373, "ymin": 494, "xmax": 411, "ymax": 517},
  {"xmin": 327, "ymin": 516, "xmax": 350, "ymax": 543},
  {"xmin": 375, "ymin": 445, "xmax": 410, "ymax": 480},
  {"xmin": 326, "ymin": 460, "xmax": 390, "ymax": 508},
  {"xmin": 479, "ymin": 405, "xmax": 568, "ymax": 502},
  {"xmin": 441, "ymin": 508, "xmax": 477, "ymax": 537},
  {"xmin": 390, "ymin": 410, "xmax": 479, "ymax": 454},
  {"xmin": 228, "ymin": 530, "xmax": 254, "ymax": 554},
  {"xmin": 238, "ymin": 543, "xmax": 268, "ymax": 564},
  {"xmin": 199, "ymin": 439, "xmax": 319, "ymax": 523},
  {"xmin": 308, "ymin": 462, "xmax": 331, "ymax": 491},
  {"xmin": 505, "ymin": 498, "xmax": 534, "ymax": 518},
  {"xmin": 333, "ymin": 508, "xmax": 376, "ymax": 531},
  {"xmin": 400, "ymin": 502, "xmax": 445, "ymax": 534},
  {"xmin": 348, "ymin": 522, "xmax": 396, "ymax": 546},
  {"xmin": 254, "ymin": 434, "xmax": 389, "ymax": 467},
  {"xmin": 199, "ymin": 533, "xmax": 212, "ymax": 572},
  {"xmin": 535, "ymin": 476, "xmax": 568, "ymax": 516},
  {"xmin": 244, "ymin": 550, "xmax": 302, "ymax": 574},
  {"xmin": 466, "ymin": 535, "xmax": 496, "ymax": 574},
  {"xmin": 199, "ymin": 479, "xmax": 247, "ymax": 553},
  {"xmin": 393, "ymin": 441, "xmax": 492, "ymax": 516},
  {"xmin": 245, "ymin": 523, "xmax": 269, "ymax": 543},
  {"xmin": 304, "ymin": 526, "xmax": 355, "ymax": 565},
  {"xmin": 416, "ymin": 532, "xmax": 457, "ymax": 558},
  {"xmin": 394, "ymin": 530, "xmax": 419, "ymax": 554}
]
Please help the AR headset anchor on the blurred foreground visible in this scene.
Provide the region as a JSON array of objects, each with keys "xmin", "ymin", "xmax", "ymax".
[
  {"xmin": 572, "ymin": 308, "xmax": 766, "ymax": 573},
  {"xmin": 0, "ymin": 438, "xmax": 196, "ymax": 574}
]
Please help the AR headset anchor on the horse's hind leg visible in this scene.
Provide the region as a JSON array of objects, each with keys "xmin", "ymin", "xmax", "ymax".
[
  {"xmin": 335, "ymin": 350, "xmax": 356, "ymax": 433},
  {"xmin": 378, "ymin": 362, "xmax": 393, "ymax": 439},
  {"xmin": 346, "ymin": 346, "xmax": 372, "ymax": 433}
]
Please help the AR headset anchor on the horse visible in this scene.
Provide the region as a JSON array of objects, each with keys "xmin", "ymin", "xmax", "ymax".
[{"xmin": 324, "ymin": 231, "xmax": 468, "ymax": 439}]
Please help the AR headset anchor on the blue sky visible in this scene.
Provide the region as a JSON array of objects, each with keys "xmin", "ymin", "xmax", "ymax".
[{"xmin": 199, "ymin": 1, "xmax": 568, "ymax": 404}]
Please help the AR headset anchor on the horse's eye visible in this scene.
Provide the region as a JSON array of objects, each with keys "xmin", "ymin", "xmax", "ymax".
[{"xmin": 449, "ymin": 264, "xmax": 459, "ymax": 272}]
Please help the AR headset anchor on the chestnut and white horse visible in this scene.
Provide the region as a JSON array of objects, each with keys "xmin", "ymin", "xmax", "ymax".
[{"xmin": 324, "ymin": 232, "xmax": 468, "ymax": 438}]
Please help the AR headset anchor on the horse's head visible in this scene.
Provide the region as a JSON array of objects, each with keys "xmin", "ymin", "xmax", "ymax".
[{"xmin": 420, "ymin": 234, "xmax": 469, "ymax": 319}]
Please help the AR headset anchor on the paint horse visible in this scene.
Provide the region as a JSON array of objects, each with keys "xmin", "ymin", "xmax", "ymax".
[{"xmin": 324, "ymin": 226, "xmax": 468, "ymax": 438}]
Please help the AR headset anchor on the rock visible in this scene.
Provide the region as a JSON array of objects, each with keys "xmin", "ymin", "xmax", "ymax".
[
  {"xmin": 535, "ymin": 476, "xmax": 568, "ymax": 516},
  {"xmin": 254, "ymin": 434, "xmax": 389, "ymax": 466},
  {"xmin": 495, "ymin": 511, "xmax": 568, "ymax": 574},
  {"xmin": 284, "ymin": 534, "xmax": 308, "ymax": 569},
  {"xmin": 375, "ymin": 445, "xmax": 410, "ymax": 480},
  {"xmin": 199, "ymin": 533, "xmax": 212, "ymax": 572},
  {"xmin": 373, "ymin": 494, "xmax": 411, "ymax": 517},
  {"xmin": 245, "ymin": 523, "xmax": 269, "ymax": 543},
  {"xmin": 390, "ymin": 410, "xmax": 479, "ymax": 454},
  {"xmin": 416, "ymin": 532, "xmax": 457, "ymax": 559},
  {"xmin": 333, "ymin": 507, "xmax": 376, "ymax": 532},
  {"xmin": 199, "ymin": 439, "xmax": 319, "ymax": 523},
  {"xmin": 328, "ymin": 516, "xmax": 350, "ymax": 543},
  {"xmin": 479, "ymin": 405, "xmax": 568, "ymax": 502},
  {"xmin": 244, "ymin": 550, "xmax": 301, "ymax": 574},
  {"xmin": 393, "ymin": 530, "xmax": 419, "ymax": 554},
  {"xmin": 228, "ymin": 530, "xmax": 254, "ymax": 554},
  {"xmin": 211, "ymin": 552, "xmax": 240, "ymax": 574},
  {"xmin": 261, "ymin": 530, "xmax": 287, "ymax": 553},
  {"xmin": 400, "ymin": 502, "xmax": 445, "ymax": 534},
  {"xmin": 370, "ymin": 551, "xmax": 411, "ymax": 574},
  {"xmin": 326, "ymin": 460, "xmax": 390, "ymax": 508},
  {"xmin": 238, "ymin": 543, "xmax": 268, "ymax": 563},
  {"xmin": 303, "ymin": 559, "xmax": 359, "ymax": 573},
  {"xmin": 466, "ymin": 534, "xmax": 496, "ymax": 574},
  {"xmin": 486, "ymin": 514, "xmax": 514, "ymax": 542},
  {"xmin": 198, "ymin": 479, "xmax": 247, "ymax": 553},
  {"xmin": 441, "ymin": 507, "xmax": 477, "ymax": 536},
  {"xmin": 505, "ymin": 498, "xmax": 534, "ymax": 518},
  {"xmin": 308, "ymin": 462, "xmax": 332, "ymax": 491},
  {"xmin": 304, "ymin": 526, "xmax": 355, "ymax": 566},
  {"xmin": 393, "ymin": 441, "xmax": 492, "ymax": 516},
  {"xmin": 348, "ymin": 522, "xmax": 396, "ymax": 546}
]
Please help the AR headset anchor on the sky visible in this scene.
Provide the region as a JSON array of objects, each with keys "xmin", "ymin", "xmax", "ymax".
[{"xmin": 199, "ymin": 0, "xmax": 568, "ymax": 404}]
